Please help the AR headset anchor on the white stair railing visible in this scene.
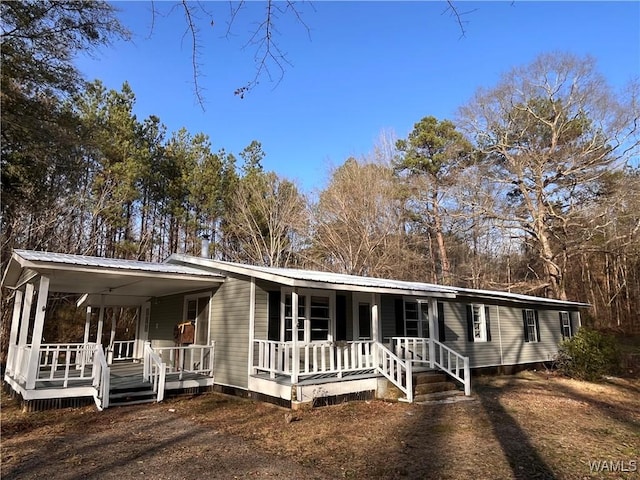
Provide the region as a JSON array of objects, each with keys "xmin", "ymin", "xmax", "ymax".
[
  {"xmin": 376, "ymin": 343, "xmax": 413, "ymax": 402},
  {"xmin": 143, "ymin": 342, "xmax": 166, "ymax": 402},
  {"xmin": 391, "ymin": 337, "xmax": 471, "ymax": 396}
]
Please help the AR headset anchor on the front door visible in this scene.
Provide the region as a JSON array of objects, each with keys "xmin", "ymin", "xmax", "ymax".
[
  {"xmin": 135, "ymin": 302, "xmax": 150, "ymax": 358},
  {"xmin": 185, "ymin": 294, "xmax": 211, "ymax": 345},
  {"xmin": 352, "ymin": 293, "xmax": 372, "ymax": 341}
]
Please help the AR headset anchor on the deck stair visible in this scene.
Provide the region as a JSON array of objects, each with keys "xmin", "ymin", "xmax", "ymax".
[
  {"xmin": 107, "ymin": 362, "xmax": 157, "ymax": 407},
  {"xmin": 108, "ymin": 381, "xmax": 157, "ymax": 407},
  {"xmin": 412, "ymin": 371, "xmax": 463, "ymax": 403}
]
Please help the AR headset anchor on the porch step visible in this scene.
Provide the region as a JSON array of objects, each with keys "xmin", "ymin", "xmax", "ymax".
[
  {"xmin": 414, "ymin": 389, "xmax": 466, "ymax": 403},
  {"xmin": 109, "ymin": 383, "xmax": 157, "ymax": 407},
  {"xmin": 414, "ymin": 380, "xmax": 458, "ymax": 396}
]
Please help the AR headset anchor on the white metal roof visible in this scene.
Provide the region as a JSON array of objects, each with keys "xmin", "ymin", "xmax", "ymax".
[
  {"xmin": 167, "ymin": 254, "xmax": 588, "ymax": 307},
  {"xmin": 2, "ymin": 250, "xmax": 224, "ymax": 305}
]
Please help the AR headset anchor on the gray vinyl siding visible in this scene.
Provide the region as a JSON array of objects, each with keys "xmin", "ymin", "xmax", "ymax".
[
  {"xmin": 254, "ymin": 280, "xmax": 269, "ymax": 341},
  {"xmin": 441, "ymin": 300, "xmax": 577, "ymax": 368},
  {"xmin": 211, "ymin": 274, "xmax": 254, "ymax": 389}
]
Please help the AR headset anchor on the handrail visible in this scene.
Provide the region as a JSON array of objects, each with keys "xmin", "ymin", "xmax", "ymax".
[
  {"xmin": 92, "ymin": 345, "xmax": 110, "ymax": 410},
  {"xmin": 152, "ymin": 343, "xmax": 215, "ymax": 380},
  {"xmin": 376, "ymin": 343, "xmax": 413, "ymax": 402},
  {"xmin": 391, "ymin": 337, "xmax": 471, "ymax": 396},
  {"xmin": 431, "ymin": 338, "xmax": 471, "ymax": 396},
  {"xmin": 144, "ymin": 342, "xmax": 166, "ymax": 402}
]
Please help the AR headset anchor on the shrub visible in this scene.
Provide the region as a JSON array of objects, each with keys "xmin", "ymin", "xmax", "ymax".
[{"xmin": 554, "ymin": 328, "xmax": 621, "ymax": 381}]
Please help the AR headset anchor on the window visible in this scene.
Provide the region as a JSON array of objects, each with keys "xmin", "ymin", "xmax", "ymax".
[
  {"xmin": 404, "ymin": 300, "xmax": 429, "ymax": 338},
  {"xmin": 310, "ymin": 296, "xmax": 330, "ymax": 341},
  {"xmin": 284, "ymin": 294, "xmax": 306, "ymax": 342},
  {"xmin": 283, "ymin": 291, "xmax": 333, "ymax": 342},
  {"xmin": 466, "ymin": 304, "xmax": 491, "ymax": 342},
  {"xmin": 523, "ymin": 309, "xmax": 540, "ymax": 342},
  {"xmin": 560, "ymin": 311, "xmax": 572, "ymax": 339}
]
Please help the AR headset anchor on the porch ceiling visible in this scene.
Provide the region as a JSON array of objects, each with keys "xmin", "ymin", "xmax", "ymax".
[{"xmin": 2, "ymin": 250, "xmax": 224, "ymax": 306}]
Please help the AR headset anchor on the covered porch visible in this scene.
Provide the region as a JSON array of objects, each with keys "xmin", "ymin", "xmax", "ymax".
[{"xmin": 2, "ymin": 250, "xmax": 222, "ymax": 410}]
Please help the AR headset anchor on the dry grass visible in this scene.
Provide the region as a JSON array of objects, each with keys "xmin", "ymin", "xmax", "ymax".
[{"xmin": 2, "ymin": 371, "xmax": 639, "ymax": 479}]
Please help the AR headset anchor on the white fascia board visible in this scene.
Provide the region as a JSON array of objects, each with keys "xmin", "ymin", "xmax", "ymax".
[
  {"xmin": 455, "ymin": 289, "xmax": 590, "ymax": 309},
  {"xmin": 21, "ymin": 262, "xmax": 224, "ymax": 283}
]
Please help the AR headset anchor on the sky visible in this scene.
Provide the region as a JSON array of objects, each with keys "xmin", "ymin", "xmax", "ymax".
[{"xmin": 76, "ymin": 1, "xmax": 640, "ymax": 193}]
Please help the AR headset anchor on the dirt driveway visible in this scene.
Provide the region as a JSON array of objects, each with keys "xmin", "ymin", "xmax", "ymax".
[{"xmin": 2, "ymin": 372, "xmax": 639, "ymax": 479}]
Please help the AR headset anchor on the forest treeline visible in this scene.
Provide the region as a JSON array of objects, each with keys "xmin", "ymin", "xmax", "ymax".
[{"xmin": 2, "ymin": 2, "xmax": 639, "ymax": 334}]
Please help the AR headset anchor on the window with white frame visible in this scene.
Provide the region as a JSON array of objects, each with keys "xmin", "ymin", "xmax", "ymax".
[
  {"xmin": 283, "ymin": 291, "xmax": 333, "ymax": 342},
  {"xmin": 523, "ymin": 309, "xmax": 540, "ymax": 342},
  {"xmin": 404, "ymin": 299, "xmax": 429, "ymax": 338},
  {"xmin": 560, "ymin": 311, "xmax": 572, "ymax": 339},
  {"xmin": 471, "ymin": 304, "xmax": 487, "ymax": 342}
]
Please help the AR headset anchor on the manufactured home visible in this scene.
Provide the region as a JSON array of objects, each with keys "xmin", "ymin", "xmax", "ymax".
[{"xmin": 2, "ymin": 249, "xmax": 587, "ymax": 410}]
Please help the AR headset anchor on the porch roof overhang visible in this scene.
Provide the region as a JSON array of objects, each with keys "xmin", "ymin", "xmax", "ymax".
[
  {"xmin": 166, "ymin": 254, "xmax": 458, "ymax": 298},
  {"xmin": 2, "ymin": 250, "xmax": 225, "ymax": 306},
  {"xmin": 166, "ymin": 254, "xmax": 590, "ymax": 309}
]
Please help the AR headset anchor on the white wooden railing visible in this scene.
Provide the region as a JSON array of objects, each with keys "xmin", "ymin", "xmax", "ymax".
[
  {"xmin": 109, "ymin": 340, "xmax": 136, "ymax": 362},
  {"xmin": 92, "ymin": 346, "xmax": 110, "ymax": 410},
  {"xmin": 253, "ymin": 340, "xmax": 376, "ymax": 379},
  {"xmin": 36, "ymin": 343, "xmax": 95, "ymax": 387},
  {"xmin": 152, "ymin": 343, "xmax": 215, "ymax": 380},
  {"xmin": 392, "ymin": 337, "xmax": 471, "ymax": 396},
  {"xmin": 144, "ymin": 343, "xmax": 166, "ymax": 402},
  {"xmin": 377, "ymin": 343, "xmax": 413, "ymax": 402}
]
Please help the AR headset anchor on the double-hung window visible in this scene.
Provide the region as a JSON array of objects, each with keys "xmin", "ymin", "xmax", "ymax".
[
  {"xmin": 523, "ymin": 309, "xmax": 540, "ymax": 342},
  {"xmin": 283, "ymin": 290, "xmax": 333, "ymax": 342},
  {"xmin": 560, "ymin": 311, "xmax": 572, "ymax": 339},
  {"xmin": 466, "ymin": 304, "xmax": 491, "ymax": 342},
  {"xmin": 404, "ymin": 299, "xmax": 429, "ymax": 338}
]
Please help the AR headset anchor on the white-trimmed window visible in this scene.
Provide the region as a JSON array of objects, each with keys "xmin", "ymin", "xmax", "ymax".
[
  {"xmin": 467, "ymin": 304, "xmax": 491, "ymax": 342},
  {"xmin": 282, "ymin": 290, "xmax": 334, "ymax": 343},
  {"xmin": 523, "ymin": 309, "xmax": 540, "ymax": 342},
  {"xmin": 472, "ymin": 304, "xmax": 487, "ymax": 342},
  {"xmin": 404, "ymin": 299, "xmax": 429, "ymax": 338},
  {"xmin": 560, "ymin": 311, "xmax": 572, "ymax": 339}
]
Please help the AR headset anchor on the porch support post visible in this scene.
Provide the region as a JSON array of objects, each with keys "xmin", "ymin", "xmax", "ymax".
[
  {"xmin": 291, "ymin": 289, "xmax": 299, "ymax": 384},
  {"xmin": 371, "ymin": 293, "xmax": 379, "ymax": 363},
  {"xmin": 83, "ymin": 307, "xmax": 92, "ymax": 344},
  {"xmin": 18, "ymin": 283, "xmax": 35, "ymax": 349},
  {"xmin": 6, "ymin": 288, "xmax": 24, "ymax": 376},
  {"xmin": 26, "ymin": 275, "xmax": 50, "ymax": 389},
  {"xmin": 247, "ymin": 277, "xmax": 256, "ymax": 378},
  {"xmin": 108, "ymin": 309, "xmax": 117, "ymax": 363},
  {"xmin": 428, "ymin": 299, "xmax": 436, "ymax": 369},
  {"xmin": 96, "ymin": 301, "xmax": 105, "ymax": 349}
]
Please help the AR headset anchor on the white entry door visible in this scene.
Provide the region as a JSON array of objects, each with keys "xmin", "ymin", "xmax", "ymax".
[{"xmin": 135, "ymin": 302, "xmax": 151, "ymax": 358}]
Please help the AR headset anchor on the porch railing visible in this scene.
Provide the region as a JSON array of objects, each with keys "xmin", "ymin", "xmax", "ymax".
[
  {"xmin": 377, "ymin": 343, "xmax": 413, "ymax": 402},
  {"xmin": 152, "ymin": 343, "xmax": 215, "ymax": 380},
  {"xmin": 253, "ymin": 340, "xmax": 376, "ymax": 379},
  {"xmin": 143, "ymin": 343, "xmax": 166, "ymax": 402},
  {"xmin": 92, "ymin": 346, "xmax": 110, "ymax": 410},
  {"xmin": 392, "ymin": 337, "xmax": 471, "ymax": 396},
  {"xmin": 108, "ymin": 340, "xmax": 136, "ymax": 362},
  {"xmin": 36, "ymin": 343, "xmax": 95, "ymax": 385}
]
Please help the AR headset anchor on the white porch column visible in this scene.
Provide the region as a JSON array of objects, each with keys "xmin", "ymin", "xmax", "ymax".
[
  {"xmin": 18, "ymin": 283, "xmax": 35, "ymax": 349},
  {"xmin": 83, "ymin": 307, "xmax": 92, "ymax": 344},
  {"xmin": 291, "ymin": 289, "xmax": 299, "ymax": 384},
  {"xmin": 428, "ymin": 299, "xmax": 436, "ymax": 368},
  {"xmin": 371, "ymin": 293, "xmax": 379, "ymax": 362},
  {"xmin": 96, "ymin": 302, "xmax": 105, "ymax": 348},
  {"xmin": 108, "ymin": 309, "xmax": 117, "ymax": 363},
  {"xmin": 247, "ymin": 277, "xmax": 256, "ymax": 378},
  {"xmin": 26, "ymin": 276, "xmax": 50, "ymax": 389},
  {"xmin": 6, "ymin": 289, "xmax": 24, "ymax": 376}
]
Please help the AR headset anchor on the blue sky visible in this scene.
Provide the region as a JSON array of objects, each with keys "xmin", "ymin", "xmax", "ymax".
[{"xmin": 77, "ymin": 1, "xmax": 640, "ymax": 193}]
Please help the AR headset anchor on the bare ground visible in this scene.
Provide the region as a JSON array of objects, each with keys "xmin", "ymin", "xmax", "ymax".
[{"xmin": 2, "ymin": 371, "xmax": 639, "ymax": 479}]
